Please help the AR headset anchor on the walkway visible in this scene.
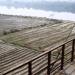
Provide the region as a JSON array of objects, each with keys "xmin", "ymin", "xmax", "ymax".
[{"xmin": 63, "ymin": 60, "xmax": 75, "ymax": 75}]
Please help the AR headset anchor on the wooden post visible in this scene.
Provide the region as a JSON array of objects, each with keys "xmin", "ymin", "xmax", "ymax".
[
  {"xmin": 28, "ymin": 62, "xmax": 32, "ymax": 75},
  {"xmin": 71, "ymin": 39, "xmax": 75, "ymax": 62},
  {"xmin": 47, "ymin": 51, "xmax": 51, "ymax": 75},
  {"xmin": 61, "ymin": 44, "xmax": 65, "ymax": 70}
]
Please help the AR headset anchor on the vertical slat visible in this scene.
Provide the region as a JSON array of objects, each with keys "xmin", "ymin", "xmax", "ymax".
[
  {"xmin": 61, "ymin": 44, "xmax": 65, "ymax": 70},
  {"xmin": 47, "ymin": 51, "xmax": 51, "ymax": 75},
  {"xmin": 28, "ymin": 62, "xmax": 32, "ymax": 75},
  {"xmin": 71, "ymin": 39, "xmax": 75, "ymax": 62}
]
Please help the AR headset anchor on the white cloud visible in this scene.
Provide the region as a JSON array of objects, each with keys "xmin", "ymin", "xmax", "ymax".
[
  {"xmin": 0, "ymin": 0, "xmax": 75, "ymax": 3},
  {"xmin": 0, "ymin": 6, "xmax": 75, "ymax": 21},
  {"xmin": 2, "ymin": 0, "xmax": 75, "ymax": 2},
  {"xmin": 12, "ymin": 0, "xmax": 42, "ymax": 2},
  {"xmin": 14, "ymin": 0, "xmax": 75, "ymax": 2},
  {"xmin": 46, "ymin": 0, "xmax": 75, "ymax": 2}
]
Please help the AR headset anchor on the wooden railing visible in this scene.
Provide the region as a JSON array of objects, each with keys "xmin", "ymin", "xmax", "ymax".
[{"xmin": 3, "ymin": 39, "xmax": 75, "ymax": 75}]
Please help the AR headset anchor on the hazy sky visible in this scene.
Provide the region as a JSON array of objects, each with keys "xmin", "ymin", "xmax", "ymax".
[
  {"xmin": 12, "ymin": 0, "xmax": 75, "ymax": 2},
  {"xmin": 0, "ymin": 0, "xmax": 75, "ymax": 2}
]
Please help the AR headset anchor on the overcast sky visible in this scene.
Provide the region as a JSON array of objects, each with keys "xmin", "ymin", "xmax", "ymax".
[
  {"xmin": 12, "ymin": 0, "xmax": 75, "ymax": 2},
  {"xmin": 0, "ymin": 0, "xmax": 75, "ymax": 2}
]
